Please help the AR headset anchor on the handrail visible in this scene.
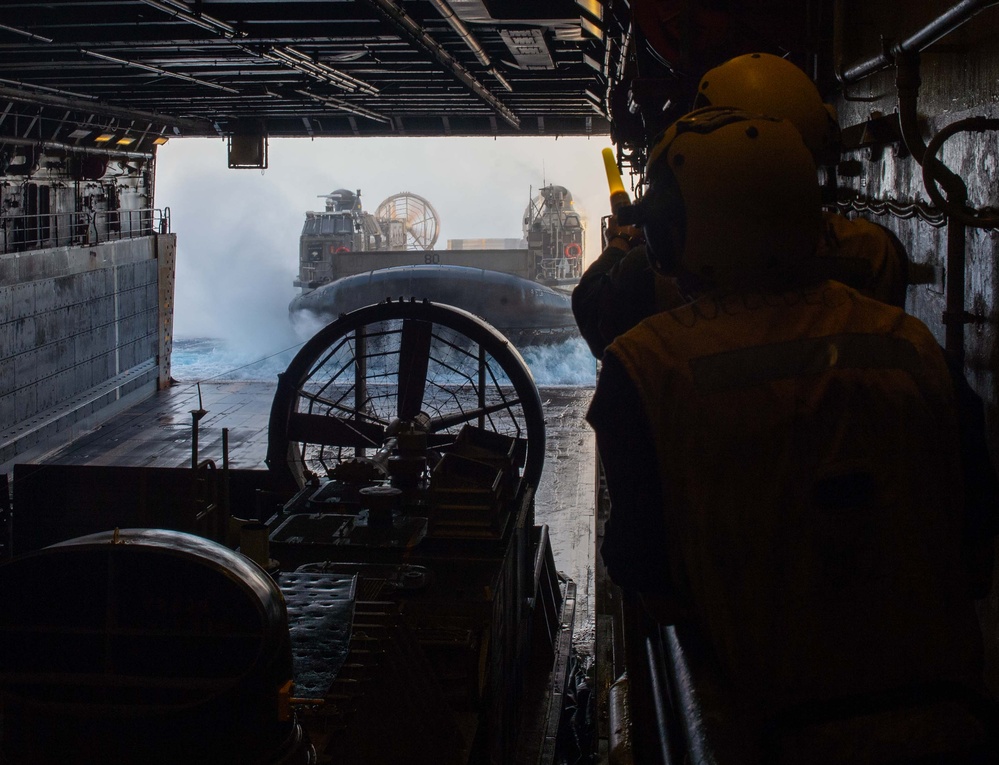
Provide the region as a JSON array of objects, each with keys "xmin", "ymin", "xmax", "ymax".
[{"xmin": 0, "ymin": 207, "xmax": 169, "ymax": 255}]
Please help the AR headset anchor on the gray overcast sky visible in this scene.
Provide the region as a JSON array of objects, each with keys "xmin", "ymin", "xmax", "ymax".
[{"xmin": 155, "ymin": 135, "xmax": 611, "ymax": 348}]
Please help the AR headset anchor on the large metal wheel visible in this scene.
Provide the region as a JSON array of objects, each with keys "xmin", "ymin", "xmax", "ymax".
[{"xmin": 267, "ymin": 300, "xmax": 545, "ymax": 493}]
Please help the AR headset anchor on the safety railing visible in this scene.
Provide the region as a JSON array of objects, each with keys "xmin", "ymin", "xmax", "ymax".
[{"xmin": 0, "ymin": 207, "xmax": 170, "ymax": 255}]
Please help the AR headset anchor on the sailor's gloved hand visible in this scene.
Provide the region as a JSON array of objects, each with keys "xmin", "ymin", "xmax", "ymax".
[{"xmin": 603, "ymin": 215, "xmax": 644, "ymax": 250}]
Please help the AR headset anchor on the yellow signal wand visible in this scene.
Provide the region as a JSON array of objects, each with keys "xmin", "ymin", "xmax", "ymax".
[{"xmin": 601, "ymin": 147, "xmax": 630, "ymax": 212}]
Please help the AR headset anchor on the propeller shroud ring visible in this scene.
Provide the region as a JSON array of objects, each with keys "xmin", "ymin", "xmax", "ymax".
[{"xmin": 266, "ymin": 300, "xmax": 546, "ymax": 494}]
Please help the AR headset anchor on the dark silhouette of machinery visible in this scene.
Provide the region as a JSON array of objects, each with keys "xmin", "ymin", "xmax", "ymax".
[
  {"xmin": 0, "ymin": 529, "xmax": 312, "ymax": 765},
  {"xmin": 0, "ymin": 300, "xmax": 575, "ymax": 765}
]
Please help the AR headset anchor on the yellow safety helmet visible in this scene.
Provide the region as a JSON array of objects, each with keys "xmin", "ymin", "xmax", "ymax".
[
  {"xmin": 693, "ymin": 52, "xmax": 838, "ymax": 162},
  {"xmin": 622, "ymin": 107, "xmax": 821, "ymax": 287}
]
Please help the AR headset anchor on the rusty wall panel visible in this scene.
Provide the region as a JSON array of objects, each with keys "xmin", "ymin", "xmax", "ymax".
[{"xmin": 833, "ymin": 2, "xmax": 999, "ymax": 693}]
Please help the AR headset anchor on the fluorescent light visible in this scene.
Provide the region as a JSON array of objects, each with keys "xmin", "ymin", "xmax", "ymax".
[
  {"xmin": 153, "ymin": 136, "xmax": 169, "ymax": 145},
  {"xmin": 94, "ymin": 133, "xmax": 115, "ymax": 143},
  {"xmin": 580, "ymin": 16, "xmax": 604, "ymax": 41},
  {"xmin": 576, "ymin": 0, "xmax": 603, "ymax": 21},
  {"xmin": 116, "ymin": 136, "xmax": 136, "ymax": 145}
]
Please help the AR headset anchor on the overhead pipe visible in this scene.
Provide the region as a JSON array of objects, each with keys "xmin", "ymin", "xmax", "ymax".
[
  {"xmin": 0, "ymin": 34, "xmax": 222, "ymax": 160},
  {"xmin": 142, "ymin": 0, "xmax": 381, "ymax": 99},
  {"xmin": 0, "ymin": 81, "xmax": 210, "ymax": 136},
  {"xmin": 840, "ymin": 0, "xmax": 999, "ymax": 83},
  {"xmin": 294, "ymin": 89, "xmax": 392, "ymax": 125},
  {"xmin": 261, "ymin": 46, "xmax": 379, "ymax": 96},
  {"xmin": 83, "ymin": 49, "xmax": 240, "ymax": 94},
  {"xmin": 427, "ymin": 0, "xmax": 514, "ymax": 92},
  {"xmin": 4, "ymin": 13, "xmax": 238, "ymax": 96},
  {"xmin": 362, "ymin": 0, "xmax": 520, "ymax": 129},
  {"xmin": 140, "ymin": 0, "xmax": 241, "ymax": 38},
  {"xmin": 0, "ymin": 22, "xmax": 54, "ymax": 44},
  {"xmin": 0, "ymin": 134, "xmax": 155, "ymax": 161}
]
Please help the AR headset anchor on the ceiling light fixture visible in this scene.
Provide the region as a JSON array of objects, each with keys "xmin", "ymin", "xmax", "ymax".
[
  {"xmin": 580, "ymin": 16, "xmax": 604, "ymax": 41},
  {"xmin": 576, "ymin": 0, "xmax": 604, "ymax": 22}
]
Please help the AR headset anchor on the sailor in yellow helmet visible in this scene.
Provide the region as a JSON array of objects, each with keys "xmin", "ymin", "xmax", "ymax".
[
  {"xmin": 573, "ymin": 52, "xmax": 909, "ymax": 359},
  {"xmin": 588, "ymin": 106, "xmax": 995, "ymax": 733},
  {"xmin": 694, "ymin": 51, "xmax": 910, "ymax": 307}
]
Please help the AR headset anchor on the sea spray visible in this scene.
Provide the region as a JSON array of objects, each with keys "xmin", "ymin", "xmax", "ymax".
[{"xmin": 172, "ymin": 333, "xmax": 596, "ymax": 387}]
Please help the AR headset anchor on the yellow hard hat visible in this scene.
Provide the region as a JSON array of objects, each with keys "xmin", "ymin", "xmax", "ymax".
[
  {"xmin": 635, "ymin": 106, "xmax": 821, "ymax": 286},
  {"xmin": 693, "ymin": 52, "xmax": 837, "ymax": 161}
]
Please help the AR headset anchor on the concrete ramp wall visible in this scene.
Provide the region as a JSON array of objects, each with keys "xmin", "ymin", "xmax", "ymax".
[{"xmin": 0, "ymin": 234, "xmax": 175, "ymax": 470}]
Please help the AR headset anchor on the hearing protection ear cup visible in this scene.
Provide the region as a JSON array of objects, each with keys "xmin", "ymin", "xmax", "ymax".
[{"xmin": 640, "ymin": 168, "xmax": 686, "ymax": 276}]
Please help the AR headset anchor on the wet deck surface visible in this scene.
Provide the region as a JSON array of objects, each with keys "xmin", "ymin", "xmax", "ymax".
[
  {"xmin": 35, "ymin": 379, "xmax": 599, "ymax": 639},
  {"xmin": 533, "ymin": 387, "xmax": 598, "ymax": 649}
]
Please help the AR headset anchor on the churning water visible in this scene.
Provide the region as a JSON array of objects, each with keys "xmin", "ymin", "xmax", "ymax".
[{"xmin": 171, "ymin": 334, "xmax": 598, "ymax": 388}]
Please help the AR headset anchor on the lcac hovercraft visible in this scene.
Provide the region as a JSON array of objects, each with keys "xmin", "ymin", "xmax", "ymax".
[
  {"xmin": 0, "ymin": 300, "xmax": 578, "ymax": 765},
  {"xmin": 289, "ymin": 187, "xmax": 585, "ymax": 346}
]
